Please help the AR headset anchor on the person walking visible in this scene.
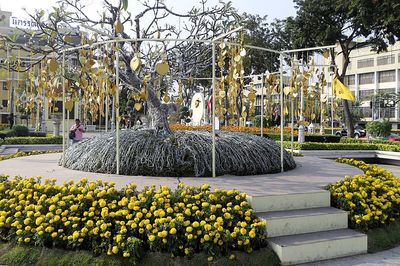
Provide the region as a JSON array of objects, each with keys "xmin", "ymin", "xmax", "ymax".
[{"xmin": 69, "ymin": 119, "xmax": 85, "ymax": 144}]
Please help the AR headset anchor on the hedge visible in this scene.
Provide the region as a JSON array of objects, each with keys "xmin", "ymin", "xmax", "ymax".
[
  {"xmin": 0, "ymin": 136, "xmax": 62, "ymax": 145},
  {"xmin": 28, "ymin": 132, "xmax": 48, "ymax": 137},
  {"xmin": 340, "ymin": 137, "xmax": 400, "ymax": 146},
  {"xmin": 264, "ymin": 133, "xmax": 341, "ymax": 143},
  {"xmin": 282, "ymin": 141, "xmax": 400, "ymax": 152}
]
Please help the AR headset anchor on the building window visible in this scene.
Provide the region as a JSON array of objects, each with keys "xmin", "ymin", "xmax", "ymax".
[
  {"xmin": 359, "ymin": 72, "xmax": 374, "ymax": 85},
  {"xmin": 357, "ymin": 58, "xmax": 374, "ymax": 68},
  {"xmin": 2, "ymin": 100, "xmax": 7, "ymax": 108},
  {"xmin": 344, "ymin": 75, "xmax": 355, "ymax": 85},
  {"xmin": 378, "ymin": 70, "xmax": 395, "ymax": 83},
  {"xmin": 377, "ymin": 55, "xmax": 395, "ymax": 66},
  {"xmin": 358, "ymin": 89, "xmax": 374, "ymax": 101}
]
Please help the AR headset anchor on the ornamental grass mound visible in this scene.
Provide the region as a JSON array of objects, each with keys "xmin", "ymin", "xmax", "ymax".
[
  {"xmin": 61, "ymin": 129, "xmax": 296, "ymax": 177},
  {"xmin": 0, "ymin": 176, "xmax": 267, "ymax": 261},
  {"xmin": 328, "ymin": 158, "xmax": 400, "ymax": 231}
]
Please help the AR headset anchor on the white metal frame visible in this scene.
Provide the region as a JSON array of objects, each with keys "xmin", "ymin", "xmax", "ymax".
[{"xmin": 59, "ymin": 35, "xmax": 333, "ymax": 176}]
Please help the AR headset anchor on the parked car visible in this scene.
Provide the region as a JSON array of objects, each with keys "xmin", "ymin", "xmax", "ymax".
[
  {"xmin": 388, "ymin": 133, "xmax": 400, "ymax": 142},
  {"xmin": 335, "ymin": 127, "xmax": 366, "ymax": 139}
]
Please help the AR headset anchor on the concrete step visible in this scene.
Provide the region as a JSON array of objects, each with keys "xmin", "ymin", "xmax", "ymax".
[
  {"xmin": 257, "ymin": 207, "xmax": 348, "ymax": 237},
  {"xmin": 248, "ymin": 190, "xmax": 330, "ymax": 212},
  {"xmin": 268, "ymin": 228, "xmax": 367, "ymax": 265}
]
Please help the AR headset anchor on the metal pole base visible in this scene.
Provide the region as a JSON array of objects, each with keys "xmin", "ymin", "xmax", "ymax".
[{"xmin": 298, "ymin": 125, "xmax": 305, "ymax": 143}]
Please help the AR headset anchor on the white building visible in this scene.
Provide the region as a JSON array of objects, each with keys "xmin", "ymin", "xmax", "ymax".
[{"xmin": 335, "ymin": 42, "xmax": 400, "ymax": 127}]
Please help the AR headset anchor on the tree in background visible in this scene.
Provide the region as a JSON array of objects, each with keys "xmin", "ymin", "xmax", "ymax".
[
  {"xmin": 0, "ymin": 0, "xmax": 239, "ymax": 135},
  {"xmin": 287, "ymin": 0, "xmax": 400, "ymax": 137}
]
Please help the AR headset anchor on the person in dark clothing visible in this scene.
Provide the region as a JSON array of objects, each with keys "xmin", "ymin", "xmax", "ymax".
[{"xmin": 272, "ymin": 110, "xmax": 281, "ymax": 126}]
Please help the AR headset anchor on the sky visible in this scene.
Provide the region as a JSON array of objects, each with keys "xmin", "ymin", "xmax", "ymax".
[{"xmin": 2, "ymin": 0, "xmax": 297, "ymax": 24}]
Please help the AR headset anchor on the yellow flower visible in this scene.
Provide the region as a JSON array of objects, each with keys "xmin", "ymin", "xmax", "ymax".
[
  {"xmin": 148, "ymin": 235, "xmax": 156, "ymax": 242},
  {"xmin": 208, "ymin": 256, "xmax": 213, "ymax": 262},
  {"xmin": 224, "ymin": 213, "xmax": 231, "ymax": 219},
  {"xmin": 123, "ymin": 252, "xmax": 130, "ymax": 257},
  {"xmin": 249, "ymin": 230, "xmax": 256, "ymax": 238},
  {"xmin": 169, "ymin": 228, "xmax": 177, "ymax": 235},
  {"xmin": 112, "ymin": 246, "xmax": 119, "ymax": 254}
]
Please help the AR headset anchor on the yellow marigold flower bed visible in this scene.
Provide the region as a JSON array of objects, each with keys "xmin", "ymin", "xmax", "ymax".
[
  {"xmin": 0, "ymin": 176, "xmax": 267, "ymax": 261},
  {"xmin": 328, "ymin": 158, "xmax": 400, "ymax": 231},
  {"xmin": 0, "ymin": 150, "xmax": 61, "ymax": 161},
  {"xmin": 169, "ymin": 124, "xmax": 292, "ymax": 134}
]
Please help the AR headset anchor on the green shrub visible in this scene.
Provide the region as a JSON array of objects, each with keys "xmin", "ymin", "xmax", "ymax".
[
  {"xmin": 0, "ymin": 129, "xmax": 16, "ymax": 137},
  {"xmin": 366, "ymin": 120, "xmax": 391, "ymax": 138},
  {"xmin": 340, "ymin": 137, "xmax": 400, "ymax": 145},
  {"xmin": 262, "ymin": 133, "xmax": 292, "ymax": 141},
  {"xmin": 282, "ymin": 141, "xmax": 400, "ymax": 152},
  {"xmin": 12, "ymin": 125, "xmax": 29, "ymax": 137},
  {"xmin": 252, "ymin": 115, "xmax": 273, "ymax": 128},
  {"xmin": 28, "ymin": 131, "xmax": 47, "ymax": 137},
  {"xmin": 2, "ymin": 136, "xmax": 62, "ymax": 145},
  {"xmin": 304, "ymin": 134, "xmax": 341, "ymax": 143},
  {"xmin": 266, "ymin": 134, "xmax": 340, "ymax": 143},
  {"xmin": 0, "ymin": 124, "xmax": 8, "ymax": 131}
]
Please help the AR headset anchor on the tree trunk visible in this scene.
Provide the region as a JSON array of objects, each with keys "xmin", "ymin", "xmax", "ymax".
[
  {"xmin": 334, "ymin": 45, "xmax": 355, "ymax": 137},
  {"xmin": 146, "ymin": 85, "xmax": 173, "ymax": 136},
  {"xmin": 123, "ymin": 69, "xmax": 173, "ymax": 136},
  {"xmin": 342, "ymin": 100, "xmax": 354, "ymax": 138}
]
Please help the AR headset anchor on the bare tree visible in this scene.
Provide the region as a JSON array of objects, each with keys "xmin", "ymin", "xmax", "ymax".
[{"xmin": 0, "ymin": 0, "xmax": 240, "ymax": 135}]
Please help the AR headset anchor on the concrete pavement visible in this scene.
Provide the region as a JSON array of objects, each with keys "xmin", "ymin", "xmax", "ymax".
[
  {"xmin": 0, "ymin": 153, "xmax": 399, "ymax": 265},
  {"xmin": 0, "ymin": 153, "xmax": 362, "ymax": 195}
]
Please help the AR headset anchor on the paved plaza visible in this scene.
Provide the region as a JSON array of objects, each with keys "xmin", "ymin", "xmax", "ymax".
[{"xmin": 0, "ymin": 153, "xmax": 362, "ymax": 195}]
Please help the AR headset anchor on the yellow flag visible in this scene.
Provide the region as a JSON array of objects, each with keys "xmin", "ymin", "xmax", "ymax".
[{"xmin": 332, "ymin": 78, "xmax": 355, "ymax": 102}]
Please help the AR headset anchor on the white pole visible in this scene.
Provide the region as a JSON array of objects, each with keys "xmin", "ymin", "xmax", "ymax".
[
  {"xmin": 209, "ymin": 27, "xmax": 243, "ymax": 178},
  {"xmin": 320, "ymin": 84, "xmax": 324, "ymax": 135},
  {"xmin": 298, "ymin": 54, "xmax": 305, "ymax": 143},
  {"xmin": 279, "ymin": 53, "xmax": 284, "ymax": 172},
  {"xmin": 62, "ymin": 51, "xmax": 66, "ymax": 167},
  {"xmin": 211, "ymin": 42, "xmax": 216, "ymax": 178},
  {"xmin": 261, "ymin": 74, "xmax": 264, "ymax": 137},
  {"xmin": 111, "ymin": 96, "xmax": 115, "ymax": 131},
  {"xmin": 105, "ymin": 79, "xmax": 109, "ymax": 132},
  {"xmin": 67, "ymin": 108, "xmax": 69, "ymax": 148},
  {"xmin": 115, "ymin": 47, "xmax": 120, "ymax": 175},
  {"xmin": 291, "ymin": 96, "xmax": 294, "ymax": 153},
  {"xmin": 331, "ymin": 91, "xmax": 334, "ymax": 135}
]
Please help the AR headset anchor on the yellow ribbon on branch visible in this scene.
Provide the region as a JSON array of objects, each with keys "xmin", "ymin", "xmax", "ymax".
[{"xmin": 332, "ymin": 77, "xmax": 355, "ymax": 102}]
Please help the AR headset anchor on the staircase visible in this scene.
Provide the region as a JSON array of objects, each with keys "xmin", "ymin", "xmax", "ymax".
[{"xmin": 248, "ymin": 190, "xmax": 367, "ymax": 265}]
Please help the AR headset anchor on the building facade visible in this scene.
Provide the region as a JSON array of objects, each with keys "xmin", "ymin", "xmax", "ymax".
[
  {"xmin": 336, "ymin": 42, "xmax": 400, "ymax": 127},
  {"xmin": 0, "ymin": 9, "xmax": 80, "ymax": 131}
]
